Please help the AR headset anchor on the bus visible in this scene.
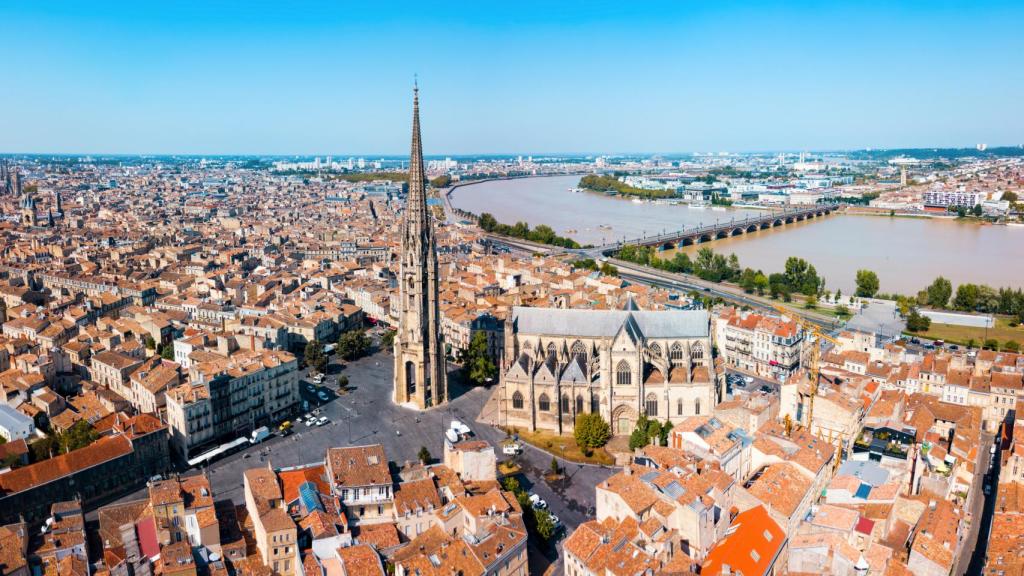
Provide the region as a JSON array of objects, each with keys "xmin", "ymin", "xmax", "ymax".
[{"xmin": 187, "ymin": 437, "xmax": 249, "ymax": 468}]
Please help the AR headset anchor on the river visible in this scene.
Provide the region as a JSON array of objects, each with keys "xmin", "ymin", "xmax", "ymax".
[{"xmin": 449, "ymin": 175, "xmax": 1024, "ymax": 294}]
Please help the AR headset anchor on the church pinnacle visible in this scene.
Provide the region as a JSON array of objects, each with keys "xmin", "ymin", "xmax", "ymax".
[{"xmin": 393, "ymin": 85, "xmax": 447, "ymax": 410}]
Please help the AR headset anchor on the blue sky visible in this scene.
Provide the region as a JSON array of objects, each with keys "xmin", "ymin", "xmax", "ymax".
[{"xmin": 1, "ymin": 1, "xmax": 1021, "ymax": 155}]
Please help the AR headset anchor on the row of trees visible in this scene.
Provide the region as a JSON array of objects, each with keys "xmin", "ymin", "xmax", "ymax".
[
  {"xmin": 628, "ymin": 415, "xmax": 675, "ymax": 450},
  {"xmin": 617, "ymin": 247, "xmax": 834, "ymax": 302},
  {"xmin": 578, "ymin": 174, "xmax": 675, "ymax": 199},
  {"xmin": 918, "ymin": 276, "xmax": 1024, "ymax": 321},
  {"xmin": 304, "ymin": 329, "xmax": 374, "ymax": 374},
  {"xmin": 477, "ymin": 212, "xmax": 582, "ymax": 249}
]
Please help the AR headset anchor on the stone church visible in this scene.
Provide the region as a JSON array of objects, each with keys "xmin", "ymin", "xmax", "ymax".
[{"xmin": 500, "ymin": 302, "xmax": 723, "ymax": 436}]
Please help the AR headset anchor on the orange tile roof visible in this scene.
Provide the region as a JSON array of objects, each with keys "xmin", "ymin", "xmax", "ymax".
[
  {"xmin": 0, "ymin": 435, "xmax": 133, "ymax": 495},
  {"xmin": 702, "ymin": 505, "xmax": 785, "ymax": 576}
]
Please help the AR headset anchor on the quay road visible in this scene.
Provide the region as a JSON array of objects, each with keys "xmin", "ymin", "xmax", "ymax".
[{"xmin": 610, "ymin": 258, "xmax": 842, "ymax": 331}]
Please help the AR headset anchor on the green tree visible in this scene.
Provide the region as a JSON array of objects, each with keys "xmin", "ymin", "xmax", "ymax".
[
  {"xmin": 753, "ymin": 272, "xmax": 769, "ymax": 296},
  {"xmin": 1003, "ymin": 340, "xmax": 1020, "ymax": 353},
  {"xmin": 430, "ymin": 174, "xmax": 452, "ymax": 188},
  {"xmin": 659, "ymin": 419, "xmax": 674, "ymax": 446},
  {"xmin": 550, "ymin": 456, "xmax": 560, "ymax": 476},
  {"xmin": 600, "ymin": 262, "xmax": 618, "ymax": 277},
  {"xmin": 478, "ymin": 212, "xmax": 498, "ymax": 232},
  {"xmin": 58, "ymin": 421, "xmax": 99, "ymax": 454},
  {"xmin": 804, "ymin": 293, "xmax": 818, "ymax": 309},
  {"xmin": 304, "ymin": 340, "xmax": 327, "ymax": 373},
  {"xmin": 143, "ymin": 334, "xmax": 156, "ymax": 350},
  {"xmin": 337, "ymin": 329, "xmax": 371, "ymax": 361},
  {"xmin": 984, "ymin": 338, "xmax": 1000, "ymax": 351},
  {"xmin": 574, "ymin": 413, "xmax": 611, "ymax": 449},
  {"xmin": 463, "ymin": 332, "xmax": 498, "ymax": 385},
  {"xmin": 972, "ymin": 203, "xmax": 983, "ymax": 217},
  {"xmin": 953, "ymin": 284, "xmax": 980, "ymax": 311},
  {"xmin": 534, "ymin": 508, "xmax": 558, "ymax": 541},
  {"xmin": 337, "ymin": 375, "xmax": 349, "ymax": 390},
  {"xmin": 646, "ymin": 420, "xmax": 663, "ymax": 447},
  {"xmin": 835, "ymin": 304, "xmax": 851, "ymax": 318},
  {"xmin": 628, "ymin": 427, "xmax": 648, "ymax": 450},
  {"xmin": 855, "ymin": 270, "xmax": 880, "ymax": 297},
  {"xmin": 501, "ymin": 476, "xmax": 521, "ymax": 493},
  {"xmin": 418, "ymin": 446, "xmax": 432, "ymax": 464},
  {"xmin": 905, "ymin": 309, "xmax": 932, "ymax": 332},
  {"xmin": 380, "ymin": 329, "xmax": 396, "ymax": 348},
  {"xmin": 925, "ymin": 277, "xmax": 952, "ymax": 308},
  {"xmin": 159, "ymin": 343, "xmax": 174, "ymax": 361}
]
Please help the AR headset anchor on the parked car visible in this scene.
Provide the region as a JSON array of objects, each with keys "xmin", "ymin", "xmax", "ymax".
[
  {"xmin": 549, "ymin": 514, "xmax": 561, "ymax": 527},
  {"xmin": 502, "ymin": 442, "xmax": 522, "ymax": 455},
  {"xmin": 744, "ymin": 376, "xmax": 754, "ymax": 384},
  {"xmin": 316, "ymin": 416, "xmax": 329, "ymax": 426},
  {"xmin": 528, "ymin": 494, "xmax": 547, "ymax": 509}
]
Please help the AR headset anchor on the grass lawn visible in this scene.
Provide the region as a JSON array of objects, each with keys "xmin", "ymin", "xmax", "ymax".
[
  {"xmin": 907, "ymin": 315, "xmax": 1024, "ymax": 348},
  {"xmin": 501, "ymin": 427, "xmax": 615, "ymax": 466}
]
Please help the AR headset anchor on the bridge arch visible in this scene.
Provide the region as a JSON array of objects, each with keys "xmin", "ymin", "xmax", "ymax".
[
  {"xmin": 730, "ymin": 228, "xmax": 744, "ymax": 236},
  {"xmin": 747, "ymin": 224, "xmax": 759, "ymax": 233}
]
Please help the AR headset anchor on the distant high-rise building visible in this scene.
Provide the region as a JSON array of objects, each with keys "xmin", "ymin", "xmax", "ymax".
[{"xmin": 393, "ymin": 86, "xmax": 447, "ymax": 410}]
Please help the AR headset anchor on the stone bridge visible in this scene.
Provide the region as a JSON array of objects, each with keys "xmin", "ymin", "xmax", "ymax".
[{"xmin": 594, "ymin": 204, "xmax": 839, "ymax": 256}]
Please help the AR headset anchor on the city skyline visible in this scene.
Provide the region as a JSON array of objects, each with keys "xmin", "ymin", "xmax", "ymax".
[{"xmin": 2, "ymin": 0, "xmax": 1023, "ymax": 155}]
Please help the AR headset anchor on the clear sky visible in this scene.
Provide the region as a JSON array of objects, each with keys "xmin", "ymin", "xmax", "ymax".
[{"xmin": 2, "ymin": 1, "xmax": 1022, "ymax": 155}]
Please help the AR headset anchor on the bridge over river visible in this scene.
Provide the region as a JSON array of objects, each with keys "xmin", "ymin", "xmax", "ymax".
[{"xmin": 586, "ymin": 204, "xmax": 840, "ymax": 257}]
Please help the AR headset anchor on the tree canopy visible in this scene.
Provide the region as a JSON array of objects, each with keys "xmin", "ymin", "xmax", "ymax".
[
  {"xmin": 574, "ymin": 413, "xmax": 611, "ymax": 449},
  {"xmin": 855, "ymin": 269, "xmax": 880, "ymax": 297}
]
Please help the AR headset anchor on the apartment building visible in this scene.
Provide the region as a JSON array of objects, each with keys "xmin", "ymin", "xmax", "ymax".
[
  {"xmin": 715, "ymin": 307, "xmax": 805, "ymax": 380},
  {"xmin": 326, "ymin": 444, "xmax": 394, "ymax": 525},
  {"xmin": 165, "ymin": 346, "xmax": 298, "ymax": 459},
  {"xmin": 244, "ymin": 465, "xmax": 301, "ymax": 575}
]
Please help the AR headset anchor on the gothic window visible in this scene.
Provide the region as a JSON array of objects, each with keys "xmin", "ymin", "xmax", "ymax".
[
  {"xmin": 649, "ymin": 342, "xmax": 662, "ymax": 358},
  {"xmin": 561, "ymin": 394, "xmax": 570, "ymax": 414},
  {"xmin": 677, "ymin": 398, "xmax": 683, "ymax": 416},
  {"xmin": 670, "ymin": 342, "xmax": 684, "ymax": 364},
  {"xmin": 523, "ymin": 340, "xmax": 532, "ymax": 352},
  {"xmin": 512, "ymin": 392, "xmax": 524, "ymax": 410},
  {"xmin": 646, "ymin": 393, "xmax": 659, "ymax": 417},
  {"xmin": 571, "ymin": 340, "xmax": 587, "ymax": 360},
  {"xmin": 616, "ymin": 361, "xmax": 632, "ymax": 386},
  {"xmin": 695, "ymin": 398, "xmax": 702, "ymax": 415},
  {"xmin": 546, "ymin": 342, "xmax": 557, "ymax": 360},
  {"xmin": 538, "ymin": 394, "xmax": 551, "ymax": 412},
  {"xmin": 591, "ymin": 396, "xmax": 601, "ymax": 413},
  {"xmin": 691, "ymin": 342, "xmax": 704, "ymax": 361},
  {"xmin": 576, "ymin": 395, "xmax": 584, "ymax": 414}
]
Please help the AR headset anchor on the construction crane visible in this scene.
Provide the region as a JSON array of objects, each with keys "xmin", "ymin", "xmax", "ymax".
[
  {"xmin": 772, "ymin": 305, "xmax": 847, "ymax": 475},
  {"xmin": 770, "ymin": 305, "xmax": 840, "ymax": 433}
]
